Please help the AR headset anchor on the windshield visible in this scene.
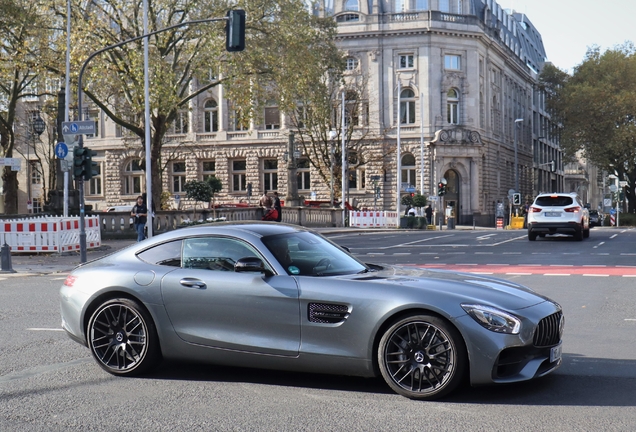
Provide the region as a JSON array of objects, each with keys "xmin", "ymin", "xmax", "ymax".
[{"xmin": 262, "ymin": 231, "xmax": 367, "ymax": 276}]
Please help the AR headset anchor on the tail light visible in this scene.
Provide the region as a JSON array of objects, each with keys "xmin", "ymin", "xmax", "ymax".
[
  {"xmin": 530, "ymin": 206, "xmax": 542, "ymax": 212},
  {"xmin": 63, "ymin": 275, "xmax": 77, "ymax": 287},
  {"xmin": 564, "ymin": 206, "xmax": 581, "ymax": 213}
]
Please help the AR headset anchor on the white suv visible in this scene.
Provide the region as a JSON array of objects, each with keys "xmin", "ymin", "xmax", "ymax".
[{"xmin": 527, "ymin": 193, "xmax": 590, "ymax": 241}]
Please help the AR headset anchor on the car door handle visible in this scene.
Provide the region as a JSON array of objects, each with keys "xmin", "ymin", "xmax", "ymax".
[{"xmin": 179, "ymin": 278, "xmax": 207, "ymax": 289}]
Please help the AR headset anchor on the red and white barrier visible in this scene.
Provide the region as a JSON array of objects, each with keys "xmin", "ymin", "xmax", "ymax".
[
  {"xmin": 349, "ymin": 211, "xmax": 399, "ymax": 228},
  {"xmin": 0, "ymin": 216, "xmax": 101, "ymax": 253}
]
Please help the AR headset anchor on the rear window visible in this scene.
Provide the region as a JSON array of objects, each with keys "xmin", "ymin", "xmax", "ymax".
[{"xmin": 535, "ymin": 196, "xmax": 573, "ymax": 207}]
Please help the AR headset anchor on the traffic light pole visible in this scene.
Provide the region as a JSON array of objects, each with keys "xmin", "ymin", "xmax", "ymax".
[{"xmin": 75, "ymin": 15, "xmax": 233, "ymax": 262}]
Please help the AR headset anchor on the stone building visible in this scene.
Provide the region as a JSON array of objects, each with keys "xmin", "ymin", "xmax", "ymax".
[{"xmin": 9, "ymin": 0, "xmax": 563, "ymax": 225}]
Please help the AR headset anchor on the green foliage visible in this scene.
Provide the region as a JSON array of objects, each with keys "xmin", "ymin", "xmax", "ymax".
[
  {"xmin": 413, "ymin": 194, "xmax": 427, "ymax": 208},
  {"xmin": 618, "ymin": 213, "xmax": 636, "ymax": 226},
  {"xmin": 401, "ymin": 194, "xmax": 414, "ymax": 207},
  {"xmin": 184, "ymin": 180, "xmax": 213, "ymax": 204},
  {"xmin": 541, "ymin": 42, "xmax": 636, "ymax": 212},
  {"xmin": 205, "ymin": 175, "xmax": 223, "ymax": 196}
]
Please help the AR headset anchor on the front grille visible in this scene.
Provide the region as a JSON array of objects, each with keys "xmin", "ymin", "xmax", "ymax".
[
  {"xmin": 533, "ymin": 311, "xmax": 563, "ymax": 347},
  {"xmin": 308, "ymin": 303, "xmax": 349, "ymax": 324}
]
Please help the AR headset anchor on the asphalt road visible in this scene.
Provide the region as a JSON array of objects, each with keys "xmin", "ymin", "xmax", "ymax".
[{"xmin": 1, "ymin": 228, "xmax": 635, "ymax": 431}]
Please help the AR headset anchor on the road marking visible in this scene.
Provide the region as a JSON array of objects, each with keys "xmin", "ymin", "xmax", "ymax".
[
  {"xmin": 563, "ymin": 253, "xmax": 581, "ymax": 255},
  {"xmin": 621, "ymin": 253, "xmax": 636, "ymax": 256},
  {"xmin": 491, "ymin": 235, "xmax": 527, "ymax": 246},
  {"xmin": 623, "ymin": 275, "xmax": 636, "ymax": 278},
  {"xmin": 610, "ymin": 234, "xmax": 618, "ymax": 239},
  {"xmin": 594, "ymin": 241, "xmax": 605, "ymax": 249},
  {"xmin": 470, "ymin": 272, "xmax": 493, "ymax": 275},
  {"xmin": 367, "ymin": 252, "xmax": 385, "ymax": 255},
  {"xmin": 550, "ymin": 264, "xmax": 573, "ymax": 266},
  {"xmin": 27, "ymin": 328, "xmax": 65, "ymax": 332},
  {"xmin": 448, "ymin": 252, "xmax": 465, "ymax": 255},
  {"xmin": 582, "ymin": 274, "xmax": 610, "ymax": 277},
  {"xmin": 503, "ymin": 252, "xmax": 522, "ymax": 255},
  {"xmin": 457, "ymin": 263, "xmax": 478, "ymax": 266},
  {"xmin": 582, "ymin": 265, "xmax": 606, "ymax": 267},
  {"xmin": 506, "ymin": 273, "xmax": 532, "ymax": 275},
  {"xmin": 532, "ymin": 252, "xmax": 551, "ymax": 255},
  {"xmin": 393, "ymin": 253, "xmax": 411, "ymax": 255},
  {"xmin": 487, "ymin": 263, "xmax": 509, "ymax": 266},
  {"xmin": 419, "ymin": 252, "xmax": 437, "ymax": 255},
  {"xmin": 544, "ymin": 274, "xmax": 571, "ymax": 276},
  {"xmin": 476, "ymin": 234, "xmax": 496, "ymax": 240},
  {"xmin": 475, "ymin": 252, "xmax": 493, "ymax": 254}
]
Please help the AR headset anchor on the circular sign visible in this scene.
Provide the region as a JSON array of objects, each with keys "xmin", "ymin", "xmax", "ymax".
[
  {"xmin": 55, "ymin": 142, "xmax": 68, "ymax": 159},
  {"xmin": 609, "ymin": 184, "xmax": 618, "ymax": 192}
]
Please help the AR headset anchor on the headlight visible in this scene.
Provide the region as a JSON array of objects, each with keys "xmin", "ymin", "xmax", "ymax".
[{"xmin": 461, "ymin": 304, "xmax": 521, "ymax": 334}]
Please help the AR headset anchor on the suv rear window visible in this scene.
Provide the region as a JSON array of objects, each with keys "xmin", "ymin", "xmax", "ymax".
[{"xmin": 535, "ymin": 196, "xmax": 573, "ymax": 207}]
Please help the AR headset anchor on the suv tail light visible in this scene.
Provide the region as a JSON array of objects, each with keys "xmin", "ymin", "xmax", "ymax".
[
  {"xmin": 564, "ymin": 206, "xmax": 581, "ymax": 213},
  {"xmin": 530, "ymin": 206, "xmax": 542, "ymax": 212}
]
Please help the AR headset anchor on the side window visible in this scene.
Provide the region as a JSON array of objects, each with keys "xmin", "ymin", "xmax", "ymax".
[
  {"xmin": 137, "ymin": 240, "xmax": 183, "ymax": 267},
  {"xmin": 182, "ymin": 237, "xmax": 261, "ymax": 272}
]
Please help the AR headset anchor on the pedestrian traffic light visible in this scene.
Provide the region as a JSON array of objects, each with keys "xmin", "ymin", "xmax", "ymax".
[
  {"xmin": 226, "ymin": 9, "xmax": 245, "ymax": 52},
  {"xmin": 512, "ymin": 193, "xmax": 521, "ymax": 206},
  {"xmin": 437, "ymin": 182, "xmax": 446, "ymax": 196}
]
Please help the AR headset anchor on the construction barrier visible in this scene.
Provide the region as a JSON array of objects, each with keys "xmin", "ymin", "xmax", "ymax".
[
  {"xmin": 496, "ymin": 217, "xmax": 504, "ymax": 230},
  {"xmin": 610, "ymin": 214, "xmax": 615, "ymax": 226},
  {"xmin": 0, "ymin": 216, "xmax": 101, "ymax": 253},
  {"xmin": 349, "ymin": 211, "xmax": 400, "ymax": 228},
  {"xmin": 509, "ymin": 216, "xmax": 525, "ymax": 229}
]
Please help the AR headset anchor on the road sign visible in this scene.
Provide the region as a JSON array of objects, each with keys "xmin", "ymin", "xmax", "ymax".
[
  {"xmin": 428, "ymin": 196, "xmax": 439, "ymax": 202},
  {"xmin": 55, "ymin": 142, "xmax": 68, "ymax": 159},
  {"xmin": 604, "ymin": 198, "xmax": 612, "ymax": 207},
  {"xmin": 405, "ymin": 187, "xmax": 416, "ymax": 193},
  {"xmin": 609, "ymin": 184, "xmax": 618, "ymax": 192},
  {"xmin": 62, "ymin": 120, "xmax": 96, "ymax": 136},
  {"xmin": 619, "ymin": 181, "xmax": 628, "ymax": 187},
  {"xmin": 610, "ymin": 208, "xmax": 616, "ymax": 215}
]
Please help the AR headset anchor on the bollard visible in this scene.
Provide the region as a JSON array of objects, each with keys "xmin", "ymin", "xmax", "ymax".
[{"xmin": 1, "ymin": 243, "xmax": 16, "ymax": 273}]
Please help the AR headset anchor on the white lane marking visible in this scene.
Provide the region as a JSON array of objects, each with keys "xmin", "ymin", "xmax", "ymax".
[
  {"xmin": 532, "ymin": 252, "xmax": 551, "ymax": 255},
  {"xmin": 368, "ymin": 235, "xmax": 456, "ymax": 250},
  {"xmin": 470, "ymin": 272, "xmax": 493, "ymax": 275},
  {"xmin": 582, "ymin": 265, "xmax": 607, "ymax": 267},
  {"xmin": 367, "ymin": 252, "xmax": 385, "ymax": 255},
  {"xmin": 27, "ymin": 328, "xmax": 65, "ymax": 332},
  {"xmin": 476, "ymin": 234, "xmax": 496, "ymax": 240},
  {"xmin": 625, "ymin": 319, "xmax": 636, "ymax": 321},
  {"xmin": 491, "ymin": 235, "xmax": 528, "ymax": 246},
  {"xmin": 620, "ymin": 253, "xmax": 636, "ymax": 256},
  {"xmin": 419, "ymin": 252, "xmax": 437, "ymax": 255},
  {"xmin": 622, "ymin": 275, "xmax": 636, "ymax": 278},
  {"xmin": 503, "ymin": 252, "xmax": 522, "ymax": 255},
  {"xmin": 563, "ymin": 253, "xmax": 581, "ymax": 255},
  {"xmin": 544, "ymin": 274, "xmax": 571, "ymax": 276},
  {"xmin": 506, "ymin": 273, "xmax": 532, "ymax": 275},
  {"xmin": 593, "ymin": 241, "xmax": 605, "ymax": 249},
  {"xmin": 550, "ymin": 264, "xmax": 573, "ymax": 267},
  {"xmin": 487, "ymin": 263, "xmax": 509, "ymax": 266},
  {"xmin": 610, "ymin": 234, "xmax": 618, "ymax": 239},
  {"xmin": 582, "ymin": 274, "xmax": 610, "ymax": 277},
  {"xmin": 393, "ymin": 253, "xmax": 411, "ymax": 256},
  {"xmin": 448, "ymin": 252, "xmax": 465, "ymax": 255},
  {"xmin": 475, "ymin": 252, "xmax": 493, "ymax": 254}
]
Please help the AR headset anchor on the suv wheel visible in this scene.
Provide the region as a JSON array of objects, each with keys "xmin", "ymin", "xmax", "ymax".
[{"xmin": 528, "ymin": 230, "xmax": 537, "ymax": 241}]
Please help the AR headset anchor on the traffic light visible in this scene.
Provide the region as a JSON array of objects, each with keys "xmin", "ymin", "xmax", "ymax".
[
  {"xmin": 410, "ymin": 192, "xmax": 415, "ymax": 197},
  {"xmin": 512, "ymin": 193, "xmax": 521, "ymax": 206},
  {"xmin": 247, "ymin": 183, "xmax": 252, "ymax": 197},
  {"xmin": 437, "ymin": 182, "xmax": 446, "ymax": 196},
  {"xmin": 226, "ymin": 9, "xmax": 245, "ymax": 52},
  {"xmin": 73, "ymin": 147, "xmax": 98, "ymax": 181}
]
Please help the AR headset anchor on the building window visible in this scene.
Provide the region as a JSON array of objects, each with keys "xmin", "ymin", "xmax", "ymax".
[
  {"xmin": 296, "ymin": 159, "xmax": 311, "ymax": 191},
  {"xmin": 263, "ymin": 159, "xmax": 278, "ymax": 191},
  {"xmin": 171, "ymin": 161, "xmax": 186, "ymax": 193},
  {"xmin": 232, "ymin": 160, "xmax": 247, "ymax": 192},
  {"xmin": 201, "ymin": 160, "xmax": 216, "ymax": 182},
  {"xmin": 231, "ymin": 107, "xmax": 249, "ymax": 131},
  {"xmin": 84, "ymin": 110, "xmax": 99, "ymax": 139},
  {"xmin": 344, "ymin": 91, "xmax": 359, "ymax": 127},
  {"xmin": 30, "ymin": 161, "xmax": 41, "ymax": 185},
  {"xmin": 447, "ymin": 88, "xmax": 459, "ymax": 124},
  {"xmin": 348, "ymin": 153, "xmax": 365, "ymax": 190},
  {"xmin": 203, "ymin": 100, "xmax": 218, "ymax": 132},
  {"xmin": 444, "ymin": 54, "xmax": 461, "ymax": 70},
  {"xmin": 123, "ymin": 159, "xmax": 144, "ymax": 195},
  {"xmin": 400, "ymin": 88, "xmax": 416, "ymax": 125},
  {"xmin": 264, "ymin": 101, "xmax": 280, "ymax": 130},
  {"xmin": 346, "ymin": 57, "xmax": 359, "ymax": 71},
  {"xmin": 398, "ymin": 54, "xmax": 414, "ymax": 69},
  {"xmin": 32, "ymin": 197, "xmax": 43, "ymax": 213},
  {"xmin": 344, "ymin": 0, "xmax": 359, "ymax": 11},
  {"xmin": 336, "ymin": 13, "xmax": 360, "ymax": 22},
  {"xmin": 171, "ymin": 111, "xmax": 188, "ymax": 134},
  {"xmin": 88, "ymin": 163, "xmax": 102, "ymax": 196},
  {"xmin": 401, "ymin": 154, "xmax": 416, "ymax": 188}
]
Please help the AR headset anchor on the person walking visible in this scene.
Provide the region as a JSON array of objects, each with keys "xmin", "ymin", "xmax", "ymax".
[
  {"xmin": 425, "ymin": 204, "xmax": 433, "ymax": 225},
  {"xmin": 259, "ymin": 191, "xmax": 272, "ymax": 209},
  {"xmin": 131, "ymin": 195, "xmax": 148, "ymax": 242},
  {"xmin": 273, "ymin": 191, "xmax": 282, "ymax": 222}
]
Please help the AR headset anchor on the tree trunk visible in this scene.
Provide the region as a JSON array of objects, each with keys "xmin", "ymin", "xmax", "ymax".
[{"xmin": 2, "ymin": 167, "xmax": 19, "ymax": 214}]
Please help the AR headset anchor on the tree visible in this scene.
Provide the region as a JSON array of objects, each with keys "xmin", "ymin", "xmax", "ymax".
[
  {"xmin": 413, "ymin": 194, "xmax": 427, "ymax": 210},
  {"xmin": 206, "ymin": 175, "xmax": 222, "ymax": 218},
  {"xmin": 0, "ymin": 0, "xmax": 61, "ymax": 213},
  {"xmin": 184, "ymin": 179, "xmax": 211, "ymax": 219},
  {"xmin": 541, "ymin": 43, "xmax": 636, "ymax": 212},
  {"xmin": 66, "ymin": 0, "xmax": 341, "ymax": 209}
]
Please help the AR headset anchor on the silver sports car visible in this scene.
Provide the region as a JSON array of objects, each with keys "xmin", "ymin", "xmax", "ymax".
[{"xmin": 60, "ymin": 222, "xmax": 564, "ymax": 400}]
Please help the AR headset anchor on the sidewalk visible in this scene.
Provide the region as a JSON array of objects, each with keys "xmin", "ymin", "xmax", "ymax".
[{"xmin": 1, "ymin": 224, "xmax": 493, "ymax": 276}]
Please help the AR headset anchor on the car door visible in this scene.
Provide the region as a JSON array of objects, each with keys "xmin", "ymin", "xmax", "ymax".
[{"xmin": 161, "ymin": 236, "xmax": 300, "ymax": 356}]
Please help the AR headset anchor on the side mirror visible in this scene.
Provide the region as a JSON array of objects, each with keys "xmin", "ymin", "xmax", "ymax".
[{"xmin": 235, "ymin": 257, "xmax": 272, "ymax": 275}]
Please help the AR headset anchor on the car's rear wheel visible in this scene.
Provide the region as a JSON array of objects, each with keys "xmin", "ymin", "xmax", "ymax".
[
  {"xmin": 574, "ymin": 228, "xmax": 583, "ymax": 241},
  {"xmin": 378, "ymin": 314, "xmax": 466, "ymax": 400},
  {"xmin": 583, "ymin": 228, "xmax": 590, "ymax": 238},
  {"xmin": 87, "ymin": 298, "xmax": 161, "ymax": 376},
  {"xmin": 528, "ymin": 230, "xmax": 537, "ymax": 241}
]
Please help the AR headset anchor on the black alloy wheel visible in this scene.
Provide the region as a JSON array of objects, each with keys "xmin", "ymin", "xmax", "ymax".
[
  {"xmin": 378, "ymin": 314, "xmax": 466, "ymax": 400},
  {"xmin": 87, "ymin": 298, "xmax": 161, "ymax": 376}
]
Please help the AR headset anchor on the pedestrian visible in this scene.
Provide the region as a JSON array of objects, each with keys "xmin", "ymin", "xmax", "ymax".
[
  {"xmin": 259, "ymin": 191, "xmax": 272, "ymax": 209},
  {"xmin": 425, "ymin": 204, "xmax": 433, "ymax": 225},
  {"xmin": 273, "ymin": 191, "xmax": 282, "ymax": 222},
  {"xmin": 131, "ymin": 195, "xmax": 148, "ymax": 242},
  {"xmin": 408, "ymin": 207, "xmax": 416, "ymax": 217}
]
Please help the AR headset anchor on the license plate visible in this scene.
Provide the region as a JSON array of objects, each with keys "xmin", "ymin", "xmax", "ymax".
[
  {"xmin": 550, "ymin": 343, "xmax": 562, "ymax": 363},
  {"xmin": 544, "ymin": 212, "xmax": 561, "ymax": 217}
]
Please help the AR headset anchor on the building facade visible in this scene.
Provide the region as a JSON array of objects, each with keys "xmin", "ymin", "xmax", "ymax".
[{"xmin": 9, "ymin": 0, "xmax": 563, "ymax": 225}]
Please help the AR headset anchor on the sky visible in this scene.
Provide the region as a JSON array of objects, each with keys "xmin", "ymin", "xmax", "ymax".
[{"xmin": 497, "ymin": 0, "xmax": 634, "ymax": 73}]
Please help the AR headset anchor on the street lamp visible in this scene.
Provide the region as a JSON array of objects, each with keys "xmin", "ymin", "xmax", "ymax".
[
  {"xmin": 514, "ymin": 118, "xmax": 523, "ymax": 194},
  {"xmin": 28, "ymin": 115, "xmax": 46, "ymax": 213}
]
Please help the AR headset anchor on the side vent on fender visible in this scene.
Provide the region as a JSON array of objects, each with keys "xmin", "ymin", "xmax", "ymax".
[{"xmin": 308, "ymin": 303, "xmax": 350, "ymax": 324}]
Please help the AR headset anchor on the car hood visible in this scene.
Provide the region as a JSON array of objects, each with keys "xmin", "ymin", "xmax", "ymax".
[{"xmin": 348, "ymin": 265, "xmax": 550, "ymax": 311}]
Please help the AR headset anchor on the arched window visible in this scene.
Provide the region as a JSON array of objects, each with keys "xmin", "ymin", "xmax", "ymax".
[
  {"xmin": 447, "ymin": 88, "xmax": 459, "ymax": 124},
  {"xmin": 344, "ymin": 0, "xmax": 359, "ymax": 11},
  {"xmin": 400, "ymin": 88, "xmax": 416, "ymax": 125},
  {"xmin": 203, "ymin": 99, "xmax": 218, "ymax": 132},
  {"xmin": 401, "ymin": 153, "xmax": 416, "ymax": 189}
]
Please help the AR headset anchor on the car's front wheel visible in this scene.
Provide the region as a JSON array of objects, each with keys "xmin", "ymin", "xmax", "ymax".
[
  {"xmin": 87, "ymin": 298, "xmax": 161, "ymax": 376},
  {"xmin": 378, "ymin": 314, "xmax": 466, "ymax": 400}
]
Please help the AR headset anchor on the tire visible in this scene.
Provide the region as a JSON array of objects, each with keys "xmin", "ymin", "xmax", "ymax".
[
  {"xmin": 528, "ymin": 230, "xmax": 537, "ymax": 241},
  {"xmin": 583, "ymin": 228, "xmax": 590, "ymax": 238},
  {"xmin": 378, "ymin": 314, "xmax": 467, "ymax": 400},
  {"xmin": 87, "ymin": 298, "xmax": 161, "ymax": 376},
  {"xmin": 574, "ymin": 229, "xmax": 583, "ymax": 241}
]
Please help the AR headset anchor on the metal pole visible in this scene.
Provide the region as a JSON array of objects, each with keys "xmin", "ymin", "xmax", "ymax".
[
  {"xmin": 63, "ymin": 0, "xmax": 70, "ymax": 217},
  {"xmin": 341, "ymin": 91, "xmax": 346, "ymax": 226},
  {"xmin": 420, "ymin": 92, "xmax": 424, "ymax": 196},
  {"xmin": 396, "ymin": 80, "xmax": 401, "ymax": 227},
  {"xmin": 514, "ymin": 118, "xmax": 523, "ymax": 193},
  {"xmin": 143, "ymin": 0, "xmax": 153, "ymax": 238}
]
